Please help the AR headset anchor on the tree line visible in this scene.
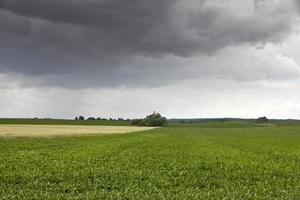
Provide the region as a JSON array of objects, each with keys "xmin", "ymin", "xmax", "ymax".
[
  {"xmin": 75, "ymin": 112, "xmax": 167, "ymax": 127},
  {"xmin": 75, "ymin": 116, "xmax": 129, "ymax": 121}
]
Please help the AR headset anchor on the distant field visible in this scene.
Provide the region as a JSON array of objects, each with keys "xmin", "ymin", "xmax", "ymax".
[
  {"xmin": 0, "ymin": 125, "xmax": 154, "ymax": 138},
  {"xmin": 1, "ymin": 121, "xmax": 300, "ymax": 199},
  {"xmin": 0, "ymin": 118, "xmax": 131, "ymax": 126}
]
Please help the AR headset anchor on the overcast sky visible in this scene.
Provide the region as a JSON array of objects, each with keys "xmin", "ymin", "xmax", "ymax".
[{"xmin": 1, "ymin": 0, "xmax": 300, "ymax": 119}]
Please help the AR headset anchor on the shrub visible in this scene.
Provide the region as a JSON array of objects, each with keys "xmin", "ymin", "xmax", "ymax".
[{"xmin": 130, "ymin": 119, "xmax": 145, "ymax": 126}]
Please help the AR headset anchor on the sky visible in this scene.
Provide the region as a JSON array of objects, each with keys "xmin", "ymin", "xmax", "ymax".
[{"xmin": 1, "ymin": 0, "xmax": 300, "ymax": 119}]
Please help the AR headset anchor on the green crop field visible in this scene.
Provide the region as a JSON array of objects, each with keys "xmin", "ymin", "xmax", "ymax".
[{"xmin": 0, "ymin": 120, "xmax": 300, "ymax": 199}]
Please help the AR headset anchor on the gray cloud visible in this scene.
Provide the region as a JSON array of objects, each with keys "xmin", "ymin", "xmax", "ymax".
[
  {"xmin": 296, "ymin": 0, "xmax": 300, "ymax": 11},
  {"xmin": 0, "ymin": 0, "xmax": 299, "ymax": 87}
]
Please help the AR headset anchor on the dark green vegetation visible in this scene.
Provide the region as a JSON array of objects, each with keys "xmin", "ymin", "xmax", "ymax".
[{"xmin": 1, "ymin": 120, "xmax": 300, "ymax": 199}]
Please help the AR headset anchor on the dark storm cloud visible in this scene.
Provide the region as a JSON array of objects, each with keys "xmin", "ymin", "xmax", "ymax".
[
  {"xmin": 0, "ymin": 0, "xmax": 299, "ymax": 87},
  {"xmin": 0, "ymin": 0, "xmax": 176, "ymax": 55},
  {"xmin": 0, "ymin": 0, "xmax": 173, "ymax": 26},
  {"xmin": 296, "ymin": 0, "xmax": 300, "ymax": 11}
]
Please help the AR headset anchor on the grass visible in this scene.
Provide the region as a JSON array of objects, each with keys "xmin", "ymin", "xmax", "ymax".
[{"xmin": 0, "ymin": 121, "xmax": 300, "ymax": 199}]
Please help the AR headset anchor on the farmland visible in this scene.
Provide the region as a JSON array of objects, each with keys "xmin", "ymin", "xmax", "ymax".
[
  {"xmin": 0, "ymin": 119, "xmax": 300, "ymax": 199},
  {"xmin": 0, "ymin": 118, "xmax": 131, "ymax": 126},
  {"xmin": 0, "ymin": 125, "xmax": 154, "ymax": 138}
]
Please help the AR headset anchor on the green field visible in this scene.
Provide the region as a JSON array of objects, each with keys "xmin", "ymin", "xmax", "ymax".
[{"xmin": 1, "ymin": 119, "xmax": 300, "ymax": 199}]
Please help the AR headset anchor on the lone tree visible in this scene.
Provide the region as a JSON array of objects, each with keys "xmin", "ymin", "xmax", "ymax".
[
  {"xmin": 78, "ymin": 116, "xmax": 85, "ymax": 120},
  {"xmin": 144, "ymin": 112, "xmax": 167, "ymax": 126},
  {"xmin": 131, "ymin": 112, "xmax": 167, "ymax": 127},
  {"xmin": 257, "ymin": 116, "xmax": 268, "ymax": 123}
]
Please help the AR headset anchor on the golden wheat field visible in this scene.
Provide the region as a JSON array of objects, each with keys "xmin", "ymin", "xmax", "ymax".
[{"xmin": 0, "ymin": 124, "xmax": 154, "ymax": 137}]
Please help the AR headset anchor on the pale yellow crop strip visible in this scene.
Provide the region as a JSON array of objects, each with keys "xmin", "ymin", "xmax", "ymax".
[{"xmin": 0, "ymin": 125, "xmax": 155, "ymax": 137}]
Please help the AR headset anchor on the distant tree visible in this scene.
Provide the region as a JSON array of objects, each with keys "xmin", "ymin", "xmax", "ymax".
[
  {"xmin": 109, "ymin": 118, "xmax": 113, "ymax": 121},
  {"xmin": 143, "ymin": 112, "xmax": 167, "ymax": 127},
  {"xmin": 87, "ymin": 117, "xmax": 95, "ymax": 120},
  {"xmin": 75, "ymin": 117, "xmax": 79, "ymax": 120},
  {"xmin": 78, "ymin": 116, "xmax": 85, "ymax": 120},
  {"xmin": 118, "ymin": 118, "xmax": 124, "ymax": 121},
  {"xmin": 131, "ymin": 112, "xmax": 167, "ymax": 127},
  {"xmin": 96, "ymin": 117, "xmax": 102, "ymax": 120},
  {"xmin": 257, "ymin": 116, "xmax": 268, "ymax": 123}
]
